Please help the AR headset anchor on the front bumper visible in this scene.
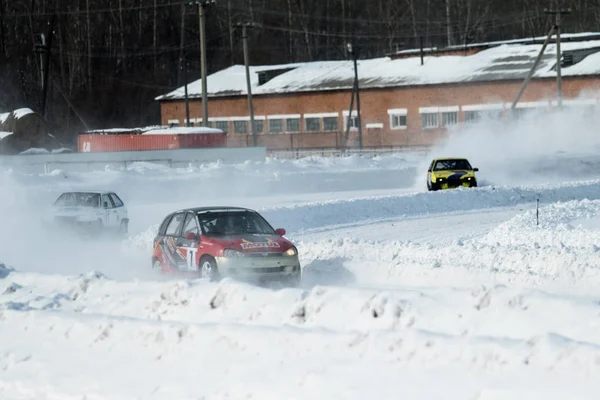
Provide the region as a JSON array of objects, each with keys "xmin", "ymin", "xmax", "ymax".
[
  {"xmin": 216, "ymin": 254, "xmax": 301, "ymax": 280},
  {"xmin": 437, "ymin": 178, "xmax": 476, "ymax": 189},
  {"xmin": 44, "ymin": 216, "xmax": 102, "ymax": 236}
]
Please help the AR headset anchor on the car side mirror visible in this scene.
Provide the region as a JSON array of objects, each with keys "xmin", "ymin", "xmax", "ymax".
[
  {"xmin": 185, "ymin": 232, "xmax": 198, "ymax": 240},
  {"xmin": 473, "ymin": 168, "xmax": 479, "ymax": 172},
  {"xmin": 103, "ymin": 201, "xmax": 109, "ymax": 208},
  {"xmin": 275, "ymin": 228, "xmax": 286, "ymax": 236}
]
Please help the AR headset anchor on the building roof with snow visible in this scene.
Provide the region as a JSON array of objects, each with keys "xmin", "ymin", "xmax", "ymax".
[
  {"xmin": 141, "ymin": 127, "xmax": 224, "ymax": 135},
  {"xmin": 156, "ymin": 33, "xmax": 600, "ymax": 101}
]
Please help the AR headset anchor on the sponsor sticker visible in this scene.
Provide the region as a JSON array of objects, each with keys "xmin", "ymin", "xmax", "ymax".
[{"xmin": 240, "ymin": 239, "xmax": 280, "ymax": 250}]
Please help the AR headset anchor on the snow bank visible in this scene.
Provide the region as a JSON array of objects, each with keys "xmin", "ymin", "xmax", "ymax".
[
  {"xmin": 1, "ymin": 270, "xmax": 600, "ymax": 398},
  {"xmin": 481, "ymin": 199, "xmax": 600, "ymax": 249},
  {"xmin": 262, "ymin": 179, "xmax": 600, "ymax": 234}
]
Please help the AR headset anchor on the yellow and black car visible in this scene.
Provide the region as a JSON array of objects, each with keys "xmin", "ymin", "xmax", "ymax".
[{"xmin": 427, "ymin": 158, "xmax": 479, "ymax": 191}]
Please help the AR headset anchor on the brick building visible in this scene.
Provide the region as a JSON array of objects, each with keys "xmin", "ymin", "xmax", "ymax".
[{"xmin": 156, "ymin": 33, "xmax": 600, "ymax": 150}]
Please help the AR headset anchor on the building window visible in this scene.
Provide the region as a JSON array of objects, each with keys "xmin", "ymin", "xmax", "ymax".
[
  {"xmin": 233, "ymin": 121, "xmax": 247, "ymax": 134},
  {"xmin": 286, "ymin": 118, "xmax": 300, "ymax": 133},
  {"xmin": 464, "ymin": 111, "xmax": 480, "ymax": 123},
  {"xmin": 269, "ymin": 119, "xmax": 283, "ymax": 133},
  {"xmin": 441, "ymin": 111, "xmax": 458, "ymax": 127},
  {"xmin": 305, "ymin": 118, "xmax": 320, "ymax": 132},
  {"xmin": 323, "ymin": 117, "xmax": 338, "ymax": 131},
  {"xmin": 344, "ymin": 116, "xmax": 359, "ymax": 131},
  {"xmin": 253, "ymin": 120, "xmax": 264, "ymax": 134},
  {"xmin": 420, "ymin": 113, "xmax": 438, "ymax": 129},
  {"xmin": 214, "ymin": 121, "xmax": 228, "ymax": 132},
  {"xmin": 390, "ymin": 114, "xmax": 407, "ymax": 129}
]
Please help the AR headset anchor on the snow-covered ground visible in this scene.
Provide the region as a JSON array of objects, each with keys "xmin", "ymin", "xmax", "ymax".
[{"xmin": 3, "ymin": 110, "xmax": 600, "ymax": 398}]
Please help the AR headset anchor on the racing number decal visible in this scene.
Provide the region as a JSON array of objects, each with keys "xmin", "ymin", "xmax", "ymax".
[{"xmin": 184, "ymin": 247, "xmax": 197, "ymax": 271}]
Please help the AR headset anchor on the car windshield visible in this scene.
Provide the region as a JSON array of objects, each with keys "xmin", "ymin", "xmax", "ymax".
[
  {"xmin": 54, "ymin": 192, "xmax": 101, "ymax": 208},
  {"xmin": 434, "ymin": 159, "xmax": 472, "ymax": 171},
  {"xmin": 198, "ymin": 211, "xmax": 275, "ymax": 236}
]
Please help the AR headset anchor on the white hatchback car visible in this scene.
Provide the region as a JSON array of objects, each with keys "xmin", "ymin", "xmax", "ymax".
[{"xmin": 42, "ymin": 191, "xmax": 129, "ymax": 237}]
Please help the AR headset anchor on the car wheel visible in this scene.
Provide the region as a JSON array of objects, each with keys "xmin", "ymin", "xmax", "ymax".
[
  {"xmin": 85, "ymin": 220, "xmax": 103, "ymax": 238},
  {"xmin": 152, "ymin": 258, "xmax": 163, "ymax": 272},
  {"xmin": 199, "ymin": 256, "xmax": 220, "ymax": 282},
  {"xmin": 286, "ymin": 271, "xmax": 301, "ymax": 288},
  {"xmin": 119, "ymin": 220, "xmax": 128, "ymax": 237}
]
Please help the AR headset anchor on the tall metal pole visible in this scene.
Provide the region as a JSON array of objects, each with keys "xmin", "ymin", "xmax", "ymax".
[
  {"xmin": 40, "ymin": 15, "xmax": 56, "ymax": 118},
  {"xmin": 242, "ymin": 24, "xmax": 257, "ymax": 147},
  {"xmin": 0, "ymin": 0, "xmax": 6, "ymax": 59},
  {"xmin": 350, "ymin": 47, "xmax": 363, "ymax": 150},
  {"xmin": 354, "ymin": 57, "xmax": 363, "ymax": 150},
  {"xmin": 198, "ymin": 2, "xmax": 209, "ymax": 126},
  {"xmin": 544, "ymin": 5, "xmax": 571, "ymax": 109},
  {"xmin": 182, "ymin": 55, "xmax": 191, "ymax": 127},
  {"xmin": 555, "ymin": 9, "xmax": 563, "ymax": 108}
]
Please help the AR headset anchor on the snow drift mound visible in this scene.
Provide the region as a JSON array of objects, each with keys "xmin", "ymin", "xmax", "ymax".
[
  {"xmin": 261, "ymin": 179, "xmax": 600, "ymax": 234},
  {"xmin": 481, "ymin": 199, "xmax": 600, "ymax": 249},
  {"xmin": 2, "ymin": 270, "xmax": 600, "ymax": 399}
]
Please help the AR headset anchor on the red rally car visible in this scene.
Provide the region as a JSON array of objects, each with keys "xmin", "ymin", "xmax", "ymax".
[{"xmin": 151, "ymin": 207, "xmax": 301, "ymax": 285}]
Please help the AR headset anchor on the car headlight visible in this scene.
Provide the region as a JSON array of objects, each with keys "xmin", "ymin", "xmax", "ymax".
[
  {"xmin": 223, "ymin": 249, "xmax": 244, "ymax": 257},
  {"xmin": 284, "ymin": 247, "xmax": 298, "ymax": 256}
]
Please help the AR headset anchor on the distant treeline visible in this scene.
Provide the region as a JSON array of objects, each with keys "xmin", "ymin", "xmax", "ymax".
[{"xmin": 0, "ymin": 0, "xmax": 596, "ymax": 143}]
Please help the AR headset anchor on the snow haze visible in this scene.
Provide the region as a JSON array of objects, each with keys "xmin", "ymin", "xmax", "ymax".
[{"xmin": 3, "ymin": 111, "xmax": 600, "ymax": 398}]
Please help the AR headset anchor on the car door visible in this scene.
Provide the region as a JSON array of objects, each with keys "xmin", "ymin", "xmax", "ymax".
[
  {"xmin": 109, "ymin": 193, "xmax": 126, "ymax": 225},
  {"xmin": 160, "ymin": 212, "xmax": 186, "ymax": 270},
  {"xmin": 176, "ymin": 213, "xmax": 201, "ymax": 271},
  {"xmin": 101, "ymin": 194, "xmax": 116, "ymax": 227}
]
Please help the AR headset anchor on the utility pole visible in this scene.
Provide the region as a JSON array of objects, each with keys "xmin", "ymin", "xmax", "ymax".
[
  {"xmin": 35, "ymin": 15, "xmax": 56, "ymax": 118},
  {"xmin": 181, "ymin": 54, "xmax": 191, "ymax": 127},
  {"xmin": 0, "ymin": 0, "xmax": 6, "ymax": 59},
  {"xmin": 347, "ymin": 43, "xmax": 362, "ymax": 150},
  {"xmin": 192, "ymin": 0, "xmax": 215, "ymax": 127},
  {"xmin": 241, "ymin": 23, "xmax": 257, "ymax": 146},
  {"xmin": 544, "ymin": 4, "xmax": 571, "ymax": 108}
]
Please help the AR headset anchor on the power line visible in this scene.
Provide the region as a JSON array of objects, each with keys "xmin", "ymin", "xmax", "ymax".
[{"xmin": 1, "ymin": 1, "xmax": 189, "ymax": 18}]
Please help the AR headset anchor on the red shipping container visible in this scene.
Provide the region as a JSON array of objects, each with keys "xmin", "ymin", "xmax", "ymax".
[{"xmin": 78, "ymin": 132, "xmax": 227, "ymax": 153}]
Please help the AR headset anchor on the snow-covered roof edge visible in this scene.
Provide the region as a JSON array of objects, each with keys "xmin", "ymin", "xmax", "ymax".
[{"xmin": 156, "ymin": 35, "xmax": 600, "ymax": 102}]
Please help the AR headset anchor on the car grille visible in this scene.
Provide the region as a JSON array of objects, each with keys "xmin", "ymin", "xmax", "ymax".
[
  {"xmin": 55, "ymin": 216, "xmax": 78, "ymax": 224},
  {"xmin": 244, "ymin": 252, "xmax": 285, "ymax": 257},
  {"xmin": 251, "ymin": 266, "xmax": 286, "ymax": 273}
]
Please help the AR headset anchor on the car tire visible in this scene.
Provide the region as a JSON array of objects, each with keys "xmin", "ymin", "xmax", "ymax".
[
  {"xmin": 119, "ymin": 220, "xmax": 128, "ymax": 237},
  {"xmin": 199, "ymin": 256, "xmax": 220, "ymax": 282},
  {"xmin": 286, "ymin": 271, "xmax": 302, "ymax": 288},
  {"xmin": 152, "ymin": 258, "xmax": 163, "ymax": 272},
  {"xmin": 85, "ymin": 220, "xmax": 103, "ymax": 239}
]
